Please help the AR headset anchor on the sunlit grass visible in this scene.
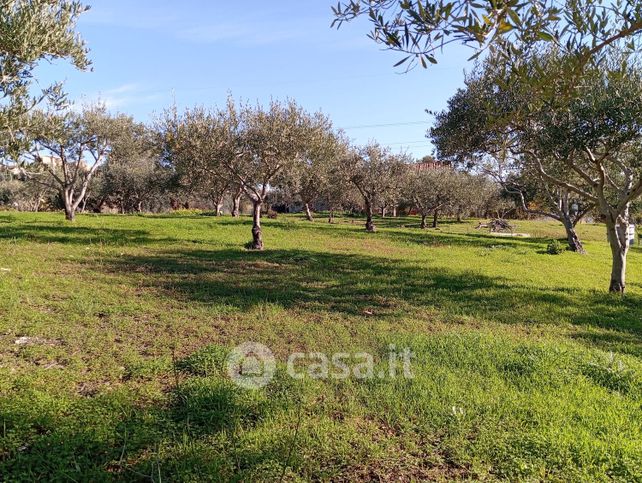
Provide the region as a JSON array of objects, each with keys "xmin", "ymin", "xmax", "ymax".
[{"xmin": 0, "ymin": 211, "xmax": 640, "ymax": 480}]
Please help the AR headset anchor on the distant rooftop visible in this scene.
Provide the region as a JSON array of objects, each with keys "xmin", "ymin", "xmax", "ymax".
[{"xmin": 411, "ymin": 158, "xmax": 447, "ymax": 171}]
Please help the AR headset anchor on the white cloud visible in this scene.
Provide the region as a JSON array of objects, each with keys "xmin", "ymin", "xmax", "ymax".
[
  {"xmin": 74, "ymin": 83, "xmax": 165, "ymax": 111},
  {"xmin": 83, "ymin": 3, "xmax": 314, "ymax": 47},
  {"xmin": 103, "ymin": 83, "xmax": 140, "ymax": 95}
]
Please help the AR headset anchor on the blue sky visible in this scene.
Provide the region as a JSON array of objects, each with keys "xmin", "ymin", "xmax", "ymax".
[{"xmin": 36, "ymin": 1, "xmax": 474, "ymax": 159}]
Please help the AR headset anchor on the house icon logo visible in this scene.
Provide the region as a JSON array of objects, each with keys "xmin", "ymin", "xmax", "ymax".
[{"xmin": 226, "ymin": 342, "xmax": 276, "ymax": 389}]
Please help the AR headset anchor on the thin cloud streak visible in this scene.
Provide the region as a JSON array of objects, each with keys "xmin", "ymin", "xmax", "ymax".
[
  {"xmin": 74, "ymin": 83, "xmax": 166, "ymax": 111},
  {"xmin": 82, "ymin": 4, "xmax": 362, "ymax": 48}
]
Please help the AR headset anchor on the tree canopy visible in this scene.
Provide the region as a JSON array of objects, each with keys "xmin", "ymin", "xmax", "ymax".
[
  {"xmin": 332, "ymin": 0, "xmax": 642, "ymax": 72},
  {"xmin": 431, "ymin": 48, "xmax": 642, "ymax": 290},
  {"xmin": 0, "ymin": 0, "xmax": 89, "ymax": 159}
]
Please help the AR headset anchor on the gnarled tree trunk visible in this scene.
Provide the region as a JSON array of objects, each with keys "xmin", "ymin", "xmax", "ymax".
[
  {"xmin": 304, "ymin": 202, "xmax": 313, "ymax": 221},
  {"xmin": 232, "ymin": 187, "xmax": 243, "ymax": 217},
  {"xmin": 365, "ymin": 200, "xmax": 376, "ymax": 232},
  {"xmin": 64, "ymin": 206, "xmax": 75, "ymax": 221},
  {"xmin": 561, "ymin": 216, "xmax": 586, "ymax": 254},
  {"xmin": 249, "ymin": 199, "xmax": 264, "ymax": 250},
  {"xmin": 432, "ymin": 210, "xmax": 439, "ymax": 228},
  {"xmin": 609, "ymin": 245, "xmax": 627, "ymax": 293},
  {"xmin": 606, "ymin": 218, "xmax": 629, "ymax": 293},
  {"xmin": 420, "ymin": 214, "xmax": 427, "ymax": 229},
  {"xmin": 213, "ymin": 192, "xmax": 225, "ymax": 217},
  {"xmin": 62, "ymin": 189, "xmax": 75, "ymax": 221}
]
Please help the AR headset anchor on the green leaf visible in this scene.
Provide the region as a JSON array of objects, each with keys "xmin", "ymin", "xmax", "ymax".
[
  {"xmin": 537, "ymin": 31, "xmax": 556, "ymax": 42},
  {"xmin": 393, "ymin": 56, "xmax": 411, "ymax": 67}
]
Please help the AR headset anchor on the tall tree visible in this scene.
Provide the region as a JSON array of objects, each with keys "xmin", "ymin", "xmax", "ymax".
[
  {"xmin": 157, "ymin": 106, "xmax": 233, "ymax": 216},
  {"xmin": 435, "ymin": 50, "xmax": 642, "ymax": 292},
  {"xmin": 430, "ymin": 68, "xmax": 591, "ymax": 252},
  {"xmin": 341, "ymin": 143, "xmax": 408, "ymax": 232},
  {"xmin": 223, "ymin": 98, "xmax": 335, "ymax": 249},
  {"xmin": 0, "ymin": 1, "xmax": 89, "ymax": 160},
  {"xmin": 331, "ymin": 0, "xmax": 642, "ymax": 74},
  {"xmin": 25, "ymin": 106, "xmax": 133, "ymax": 221},
  {"xmin": 405, "ymin": 165, "xmax": 461, "ymax": 228}
]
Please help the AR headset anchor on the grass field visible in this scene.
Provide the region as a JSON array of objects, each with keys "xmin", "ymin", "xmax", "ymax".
[{"xmin": 0, "ymin": 211, "xmax": 641, "ymax": 481}]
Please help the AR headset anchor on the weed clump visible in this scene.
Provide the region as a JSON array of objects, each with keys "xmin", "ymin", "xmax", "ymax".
[{"xmin": 546, "ymin": 239, "xmax": 564, "ymax": 255}]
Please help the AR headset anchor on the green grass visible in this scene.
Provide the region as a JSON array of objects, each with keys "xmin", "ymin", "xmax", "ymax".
[{"xmin": 0, "ymin": 211, "xmax": 641, "ymax": 481}]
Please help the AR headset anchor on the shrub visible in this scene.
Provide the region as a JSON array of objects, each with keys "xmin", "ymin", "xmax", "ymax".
[{"xmin": 546, "ymin": 239, "xmax": 564, "ymax": 255}]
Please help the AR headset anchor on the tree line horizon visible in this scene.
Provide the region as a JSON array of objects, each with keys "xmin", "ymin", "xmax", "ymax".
[
  {"xmin": 1, "ymin": 96, "xmax": 512, "ymax": 236},
  {"xmin": 4, "ymin": 0, "xmax": 642, "ymax": 294}
]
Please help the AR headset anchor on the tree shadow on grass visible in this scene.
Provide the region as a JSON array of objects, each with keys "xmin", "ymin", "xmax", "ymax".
[
  {"xmin": 97, "ymin": 246, "xmax": 642, "ymax": 338},
  {"xmin": 378, "ymin": 228, "xmax": 551, "ymax": 250},
  {"xmin": 0, "ymin": 368, "xmax": 302, "ymax": 481},
  {"xmin": 3, "ymin": 244, "xmax": 642, "ymax": 480},
  {"xmin": 0, "ymin": 223, "xmax": 172, "ymax": 246},
  {"xmin": 226, "ymin": 217, "xmax": 552, "ymax": 251},
  {"xmin": 262, "ymin": 214, "xmax": 589, "ymax": 251}
]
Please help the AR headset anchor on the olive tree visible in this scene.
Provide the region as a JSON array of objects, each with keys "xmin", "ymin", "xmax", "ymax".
[
  {"xmin": 341, "ymin": 143, "xmax": 408, "ymax": 232},
  {"xmin": 526, "ymin": 60, "xmax": 642, "ymax": 291},
  {"xmin": 332, "ymin": 0, "xmax": 642, "ymax": 292},
  {"xmin": 95, "ymin": 122, "xmax": 167, "ymax": 213},
  {"xmin": 470, "ymin": 175, "xmax": 515, "ymax": 219},
  {"xmin": 503, "ymin": 170, "xmax": 592, "ymax": 253},
  {"xmin": 430, "ymin": 68, "xmax": 591, "ymax": 252},
  {"xmin": 0, "ymin": 1, "xmax": 89, "ymax": 161},
  {"xmin": 157, "ymin": 106, "xmax": 232, "ymax": 216},
  {"xmin": 405, "ymin": 165, "xmax": 461, "ymax": 228},
  {"xmin": 332, "ymin": 0, "xmax": 642, "ymax": 75},
  {"xmin": 435, "ymin": 50, "xmax": 642, "ymax": 292},
  {"xmin": 0, "ymin": 172, "xmax": 58, "ymax": 211},
  {"xmin": 224, "ymin": 98, "xmax": 335, "ymax": 249},
  {"xmin": 317, "ymin": 151, "xmax": 358, "ymax": 223},
  {"xmin": 447, "ymin": 171, "xmax": 496, "ymax": 222},
  {"xmin": 25, "ymin": 106, "xmax": 132, "ymax": 221},
  {"xmin": 378, "ymin": 167, "xmax": 406, "ymax": 217},
  {"xmin": 285, "ymin": 130, "xmax": 348, "ymax": 221}
]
